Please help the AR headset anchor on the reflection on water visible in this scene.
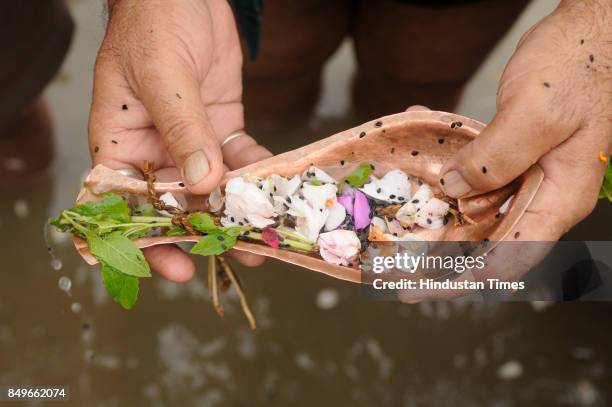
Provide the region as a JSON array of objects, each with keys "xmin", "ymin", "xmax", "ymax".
[{"xmin": 0, "ymin": 0, "xmax": 610, "ymax": 405}]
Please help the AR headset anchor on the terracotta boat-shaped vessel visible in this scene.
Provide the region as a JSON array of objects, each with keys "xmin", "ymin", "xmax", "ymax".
[{"xmin": 73, "ymin": 110, "xmax": 544, "ymax": 283}]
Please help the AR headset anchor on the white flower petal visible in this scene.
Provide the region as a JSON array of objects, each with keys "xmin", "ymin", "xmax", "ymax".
[
  {"xmin": 288, "ymin": 198, "xmax": 327, "ymax": 242},
  {"xmin": 301, "ymin": 183, "xmax": 338, "ymax": 210},
  {"xmin": 360, "ymin": 170, "xmax": 410, "ymax": 203},
  {"xmin": 224, "ymin": 177, "xmax": 275, "ymax": 226},
  {"xmin": 208, "ymin": 186, "xmax": 224, "ymax": 213},
  {"xmin": 325, "ymin": 202, "xmax": 346, "ymax": 231},
  {"xmin": 302, "ymin": 166, "xmax": 336, "ymax": 184},
  {"xmin": 157, "ymin": 192, "xmax": 184, "ymax": 217},
  {"xmin": 499, "ymin": 195, "xmax": 514, "ymax": 215},
  {"xmin": 370, "ymin": 216, "xmax": 387, "ymax": 232}
]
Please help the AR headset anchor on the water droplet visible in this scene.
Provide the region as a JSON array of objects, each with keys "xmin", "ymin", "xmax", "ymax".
[
  {"xmin": 50, "ymin": 258, "xmax": 63, "ymax": 271},
  {"xmin": 13, "ymin": 199, "xmax": 29, "ymax": 218},
  {"xmin": 71, "ymin": 302, "xmax": 82, "ymax": 313},
  {"xmin": 58, "ymin": 276, "xmax": 72, "ymax": 292},
  {"xmin": 316, "ymin": 288, "xmax": 339, "ymax": 310}
]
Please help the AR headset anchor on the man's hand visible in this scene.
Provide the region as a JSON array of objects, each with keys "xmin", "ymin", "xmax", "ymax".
[
  {"xmin": 440, "ymin": 0, "xmax": 611, "ymax": 242},
  {"xmin": 403, "ymin": 1, "xmax": 612, "ymax": 301},
  {"xmin": 89, "ymin": 0, "xmax": 271, "ymax": 282}
]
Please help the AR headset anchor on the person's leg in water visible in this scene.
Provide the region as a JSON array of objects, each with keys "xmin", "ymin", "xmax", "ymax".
[
  {"xmin": 242, "ymin": 0, "xmax": 351, "ymax": 132},
  {"xmin": 351, "ymin": 0, "xmax": 531, "ymax": 120},
  {"xmin": 0, "ymin": 0, "xmax": 73, "ymax": 186}
]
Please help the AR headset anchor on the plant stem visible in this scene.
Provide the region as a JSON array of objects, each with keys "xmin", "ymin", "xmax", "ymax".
[{"xmin": 244, "ymin": 231, "xmax": 315, "ymax": 252}]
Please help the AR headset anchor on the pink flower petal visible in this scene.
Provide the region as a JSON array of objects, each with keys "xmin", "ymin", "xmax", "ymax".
[
  {"xmin": 353, "ymin": 190, "xmax": 371, "ymax": 230},
  {"xmin": 262, "ymin": 227, "xmax": 280, "ymax": 248},
  {"xmin": 337, "ymin": 195, "xmax": 354, "ymax": 216}
]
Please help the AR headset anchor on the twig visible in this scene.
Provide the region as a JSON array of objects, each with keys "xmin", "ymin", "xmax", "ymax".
[
  {"xmin": 208, "ymin": 255, "xmax": 224, "ymax": 317},
  {"xmin": 217, "ymin": 256, "xmax": 257, "ymax": 330}
]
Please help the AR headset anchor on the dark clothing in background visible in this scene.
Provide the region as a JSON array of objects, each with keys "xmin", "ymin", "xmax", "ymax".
[{"xmin": 0, "ymin": 0, "xmax": 73, "ymax": 125}]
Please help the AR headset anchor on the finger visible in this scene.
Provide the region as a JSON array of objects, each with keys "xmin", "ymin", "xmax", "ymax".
[
  {"xmin": 439, "ymin": 91, "xmax": 577, "ymax": 198},
  {"xmin": 222, "ymin": 133, "xmax": 273, "ymax": 170},
  {"xmin": 143, "ymin": 245, "xmax": 196, "ymax": 283},
  {"xmin": 405, "ymin": 105, "xmax": 431, "ymax": 112},
  {"xmin": 227, "ymin": 249, "xmax": 267, "ymax": 267},
  {"xmin": 132, "ymin": 62, "xmax": 225, "ymax": 195},
  {"xmin": 401, "ymin": 128, "xmax": 605, "ymax": 302}
]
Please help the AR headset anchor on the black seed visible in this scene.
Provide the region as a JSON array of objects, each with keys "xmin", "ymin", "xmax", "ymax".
[
  {"xmin": 375, "ymin": 121, "xmax": 382, "ymax": 127},
  {"xmin": 495, "ymin": 213, "xmax": 501, "ymax": 219},
  {"xmin": 411, "ymin": 150, "xmax": 419, "ymax": 156},
  {"xmin": 344, "ymin": 180, "xmax": 349, "ymax": 184},
  {"xmin": 230, "ymin": 217, "xmax": 235, "ymax": 222},
  {"xmin": 340, "ymin": 160, "xmax": 345, "ymax": 166},
  {"xmin": 438, "ymin": 138, "xmax": 445, "ymax": 144},
  {"xmin": 412, "ymin": 199, "xmax": 419, "ymax": 204},
  {"xmin": 543, "ymin": 82, "xmax": 551, "ymax": 88},
  {"xmin": 111, "ymin": 140, "xmax": 118, "ymax": 144},
  {"xmin": 376, "ymin": 188, "xmax": 382, "ymax": 193},
  {"xmin": 417, "ymin": 179, "xmax": 423, "ymax": 186},
  {"xmin": 273, "ymin": 186, "xmax": 277, "ymax": 192},
  {"xmin": 482, "ymin": 166, "xmax": 487, "ymax": 174},
  {"xmin": 393, "ymin": 233, "xmax": 398, "ymax": 237},
  {"xmin": 426, "ymin": 218, "xmax": 432, "ymax": 224},
  {"xmin": 319, "ymin": 208, "xmax": 323, "ymax": 212},
  {"xmin": 580, "ymin": 39, "xmax": 584, "ymax": 45},
  {"xmin": 280, "ymin": 243, "xmax": 290, "ymax": 248},
  {"xmin": 370, "ymin": 164, "xmax": 375, "ymax": 170},
  {"xmin": 238, "ymin": 221, "xmax": 244, "ymax": 226},
  {"xmin": 389, "ymin": 194, "xmax": 396, "ymax": 199},
  {"xmin": 244, "ymin": 231, "xmax": 250, "ymax": 236},
  {"xmin": 269, "ymin": 192, "xmax": 273, "ymax": 197},
  {"xmin": 221, "ymin": 244, "xmax": 227, "ymax": 250},
  {"xmin": 589, "ymin": 54, "xmax": 595, "ymax": 63},
  {"xmin": 176, "ymin": 93, "xmax": 182, "ymax": 99},
  {"xmin": 348, "ymin": 263, "xmax": 353, "ymax": 267},
  {"xmin": 217, "ymin": 235, "xmax": 224, "ymax": 241},
  {"xmin": 443, "ymin": 216, "xmax": 449, "ymax": 225},
  {"xmin": 122, "ymin": 104, "xmax": 128, "ymax": 110},
  {"xmin": 359, "ymin": 132, "xmax": 366, "ymax": 138},
  {"xmin": 450, "ymin": 121, "xmax": 463, "ymax": 129},
  {"xmin": 391, "ymin": 148, "xmax": 395, "ymax": 153},
  {"xmin": 398, "ymin": 196, "xmax": 405, "ymax": 201},
  {"xmin": 440, "ymin": 178, "xmax": 445, "ymax": 186},
  {"xmin": 94, "ymin": 146, "xmax": 99, "ymax": 153},
  {"xmin": 514, "ymin": 231, "xmax": 521, "ymax": 239}
]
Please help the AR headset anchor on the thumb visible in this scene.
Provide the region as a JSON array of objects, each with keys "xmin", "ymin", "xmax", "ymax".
[
  {"xmin": 439, "ymin": 100, "xmax": 572, "ymax": 198},
  {"xmin": 135, "ymin": 67, "xmax": 224, "ymax": 195}
]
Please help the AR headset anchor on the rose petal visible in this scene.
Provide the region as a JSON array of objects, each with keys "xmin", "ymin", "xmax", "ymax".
[
  {"xmin": 353, "ymin": 190, "xmax": 371, "ymax": 230},
  {"xmin": 262, "ymin": 227, "xmax": 281, "ymax": 248}
]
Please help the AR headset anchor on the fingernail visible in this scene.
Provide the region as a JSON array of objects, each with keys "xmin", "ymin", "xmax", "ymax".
[
  {"xmin": 183, "ymin": 150, "xmax": 209, "ymax": 185},
  {"xmin": 441, "ymin": 170, "xmax": 471, "ymax": 197}
]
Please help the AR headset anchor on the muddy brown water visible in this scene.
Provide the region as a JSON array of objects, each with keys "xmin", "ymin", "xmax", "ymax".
[
  {"xmin": 2, "ymin": 0, "xmax": 612, "ymax": 404},
  {"xmin": 1, "ymin": 117, "xmax": 611, "ymax": 406}
]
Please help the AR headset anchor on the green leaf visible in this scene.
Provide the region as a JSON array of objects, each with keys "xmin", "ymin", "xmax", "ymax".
[
  {"xmin": 70, "ymin": 193, "xmax": 130, "ymax": 223},
  {"xmin": 132, "ymin": 203, "xmax": 157, "ymax": 217},
  {"xmin": 88, "ymin": 232, "xmax": 151, "ymax": 277},
  {"xmin": 49, "ymin": 216, "xmax": 70, "ymax": 232},
  {"xmin": 188, "ymin": 213, "xmax": 217, "ymax": 232},
  {"xmin": 600, "ymin": 161, "xmax": 612, "ymax": 202},
  {"xmin": 308, "ymin": 180, "xmax": 322, "ymax": 186},
  {"xmin": 166, "ymin": 226, "xmax": 187, "ymax": 236},
  {"xmin": 343, "ymin": 163, "xmax": 374, "ymax": 188},
  {"xmin": 100, "ymin": 263, "xmax": 139, "ymax": 309},
  {"xmin": 190, "ymin": 232, "xmax": 236, "ymax": 256}
]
